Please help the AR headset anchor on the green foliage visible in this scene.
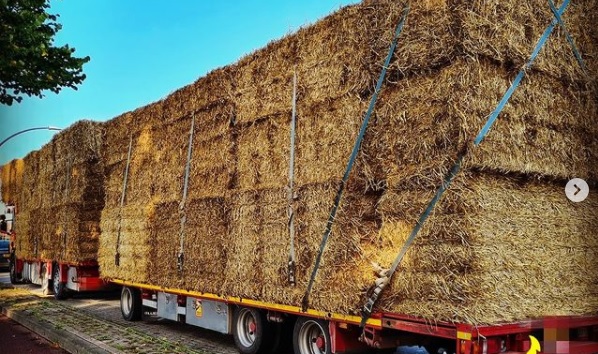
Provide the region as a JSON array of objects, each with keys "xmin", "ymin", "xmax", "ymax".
[{"xmin": 0, "ymin": 0, "xmax": 90, "ymax": 105}]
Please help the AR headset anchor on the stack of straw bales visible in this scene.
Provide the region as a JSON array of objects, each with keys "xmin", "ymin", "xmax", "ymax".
[
  {"xmin": 2, "ymin": 121, "xmax": 105, "ymax": 264},
  {"xmin": 0, "ymin": 158, "xmax": 25, "ymax": 207},
  {"xmin": 99, "ymin": 0, "xmax": 597, "ymax": 324}
]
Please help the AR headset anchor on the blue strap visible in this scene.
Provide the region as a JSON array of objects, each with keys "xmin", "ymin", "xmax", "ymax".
[
  {"xmin": 475, "ymin": 0, "xmax": 570, "ymax": 146},
  {"xmin": 301, "ymin": 4, "xmax": 410, "ymax": 312},
  {"xmin": 547, "ymin": 0, "xmax": 589, "ymax": 77},
  {"xmin": 359, "ymin": 0, "xmax": 570, "ymax": 327}
]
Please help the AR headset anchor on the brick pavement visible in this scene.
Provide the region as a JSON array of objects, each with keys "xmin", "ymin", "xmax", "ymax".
[{"xmin": 0, "ymin": 285, "xmax": 238, "ymax": 354}]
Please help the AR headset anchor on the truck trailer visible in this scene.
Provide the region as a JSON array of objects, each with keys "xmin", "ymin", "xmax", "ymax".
[
  {"xmin": 2, "ymin": 0, "xmax": 598, "ymax": 353},
  {"xmin": 112, "ymin": 280, "xmax": 598, "ymax": 354}
]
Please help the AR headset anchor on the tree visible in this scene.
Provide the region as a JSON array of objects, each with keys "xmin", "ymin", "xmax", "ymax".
[{"xmin": 0, "ymin": 0, "xmax": 90, "ymax": 105}]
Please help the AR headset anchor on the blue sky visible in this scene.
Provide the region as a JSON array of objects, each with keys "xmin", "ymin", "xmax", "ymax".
[{"xmin": 0, "ymin": 0, "xmax": 360, "ymax": 165}]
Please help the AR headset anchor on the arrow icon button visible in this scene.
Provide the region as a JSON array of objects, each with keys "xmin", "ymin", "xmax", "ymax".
[{"xmin": 565, "ymin": 178, "xmax": 589, "ymax": 202}]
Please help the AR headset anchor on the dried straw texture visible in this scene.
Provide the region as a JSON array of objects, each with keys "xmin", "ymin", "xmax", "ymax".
[
  {"xmin": 146, "ymin": 198, "xmax": 229, "ymax": 294},
  {"xmin": 12, "ymin": 121, "xmax": 104, "ymax": 263},
  {"xmin": 366, "ymin": 57, "xmax": 598, "ymax": 190},
  {"xmin": 456, "ymin": 0, "xmax": 598, "ymax": 81},
  {"xmin": 0, "ymin": 158, "xmax": 25, "ymax": 205},
  {"xmin": 371, "ymin": 172, "xmax": 598, "ymax": 324},
  {"xmin": 95, "ymin": 0, "xmax": 597, "ymax": 325},
  {"xmin": 98, "ymin": 204, "xmax": 156, "ymax": 282}
]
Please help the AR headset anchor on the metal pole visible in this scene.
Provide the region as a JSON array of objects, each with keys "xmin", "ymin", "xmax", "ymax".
[{"xmin": 0, "ymin": 126, "xmax": 62, "ymax": 149}]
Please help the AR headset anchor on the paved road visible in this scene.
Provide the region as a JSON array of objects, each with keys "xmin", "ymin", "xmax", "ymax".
[{"xmin": 0, "ymin": 313, "xmax": 70, "ymax": 353}]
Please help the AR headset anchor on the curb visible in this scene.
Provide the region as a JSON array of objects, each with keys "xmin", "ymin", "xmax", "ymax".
[{"xmin": 1, "ymin": 301, "xmax": 117, "ymax": 354}]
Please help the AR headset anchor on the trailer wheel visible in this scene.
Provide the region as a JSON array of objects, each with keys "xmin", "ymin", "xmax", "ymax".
[
  {"xmin": 293, "ymin": 317, "xmax": 331, "ymax": 354},
  {"xmin": 232, "ymin": 307, "xmax": 273, "ymax": 354},
  {"xmin": 52, "ymin": 264, "xmax": 69, "ymax": 300},
  {"xmin": 121, "ymin": 286, "xmax": 142, "ymax": 321},
  {"xmin": 270, "ymin": 317, "xmax": 294, "ymax": 353},
  {"xmin": 9, "ymin": 256, "xmax": 20, "ymax": 284},
  {"xmin": 8, "ymin": 257, "xmax": 20, "ymax": 284}
]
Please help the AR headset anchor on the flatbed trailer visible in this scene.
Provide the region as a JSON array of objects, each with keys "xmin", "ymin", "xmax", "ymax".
[
  {"xmin": 113, "ymin": 279, "xmax": 598, "ymax": 354},
  {"xmin": 9, "ymin": 256, "xmax": 112, "ymax": 299}
]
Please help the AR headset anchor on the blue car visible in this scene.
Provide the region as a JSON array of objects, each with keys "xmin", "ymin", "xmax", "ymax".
[{"xmin": 0, "ymin": 238, "xmax": 10, "ymax": 270}]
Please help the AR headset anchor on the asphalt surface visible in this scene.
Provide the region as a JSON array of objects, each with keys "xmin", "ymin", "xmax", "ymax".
[{"xmin": 0, "ymin": 313, "xmax": 70, "ymax": 353}]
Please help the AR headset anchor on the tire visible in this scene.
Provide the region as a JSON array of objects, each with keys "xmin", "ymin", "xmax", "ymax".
[
  {"xmin": 52, "ymin": 264, "xmax": 69, "ymax": 300},
  {"xmin": 121, "ymin": 286, "xmax": 142, "ymax": 321},
  {"xmin": 9, "ymin": 256, "xmax": 19, "ymax": 284},
  {"xmin": 270, "ymin": 317, "xmax": 294, "ymax": 354},
  {"xmin": 232, "ymin": 307, "xmax": 274, "ymax": 354},
  {"xmin": 293, "ymin": 317, "xmax": 331, "ymax": 354}
]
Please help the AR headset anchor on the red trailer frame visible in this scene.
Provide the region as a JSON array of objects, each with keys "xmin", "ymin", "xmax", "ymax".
[{"xmin": 113, "ymin": 279, "xmax": 598, "ymax": 354}]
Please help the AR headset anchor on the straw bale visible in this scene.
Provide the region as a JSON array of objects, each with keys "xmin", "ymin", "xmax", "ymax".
[
  {"xmin": 102, "ymin": 100, "xmax": 164, "ymax": 167},
  {"xmin": 98, "ymin": 204, "xmax": 156, "ymax": 283},
  {"xmin": 162, "ymin": 66, "xmax": 237, "ymax": 127},
  {"xmin": 148, "ymin": 117, "xmax": 191, "ymax": 202},
  {"xmin": 130, "ymin": 99, "xmax": 165, "ymax": 128},
  {"xmin": 13, "ymin": 210, "xmax": 34, "ymax": 258},
  {"xmin": 296, "ymin": 0, "xmax": 457, "ymax": 108},
  {"xmin": 147, "ymin": 197, "xmax": 229, "ymax": 294},
  {"xmin": 371, "ymin": 173, "xmax": 598, "ymax": 324},
  {"xmin": 222, "ymin": 189, "xmax": 277, "ymax": 298},
  {"xmin": 293, "ymin": 182, "xmax": 380, "ymax": 311},
  {"xmin": 102, "ymin": 112, "xmax": 135, "ymax": 167},
  {"xmin": 163, "ymin": 89, "xmax": 189, "ymax": 123},
  {"xmin": 187, "ymin": 134, "xmax": 234, "ymax": 199},
  {"xmin": 295, "ymin": 96, "xmax": 369, "ymax": 186},
  {"xmin": 193, "ymin": 101, "xmax": 234, "ymax": 143},
  {"xmin": 367, "ymin": 57, "xmax": 598, "ymax": 187},
  {"xmin": 44, "ymin": 203, "xmax": 102, "ymax": 263},
  {"xmin": 456, "ymin": 0, "xmax": 598, "ymax": 80},
  {"xmin": 105, "ymin": 126, "xmax": 158, "ymax": 207},
  {"xmin": 11, "ymin": 121, "xmax": 105, "ymax": 264},
  {"xmin": 0, "ymin": 159, "xmax": 25, "ymax": 205},
  {"xmin": 363, "ymin": 0, "xmax": 457, "ymax": 76},
  {"xmin": 236, "ymin": 114, "xmax": 291, "ymax": 191},
  {"xmin": 191, "ymin": 65, "xmax": 237, "ymax": 109},
  {"xmin": 235, "ymin": 35, "xmax": 298, "ymax": 124}
]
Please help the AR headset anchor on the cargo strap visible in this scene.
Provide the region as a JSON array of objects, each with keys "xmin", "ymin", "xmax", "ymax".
[
  {"xmin": 115, "ymin": 134, "xmax": 133, "ymax": 266},
  {"xmin": 288, "ymin": 71, "xmax": 298, "ymax": 285},
  {"xmin": 301, "ymin": 4, "xmax": 410, "ymax": 312},
  {"xmin": 547, "ymin": 0, "xmax": 589, "ymax": 77},
  {"xmin": 359, "ymin": 0, "xmax": 571, "ymax": 328},
  {"xmin": 178, "ymin": 115, "xmax": 196, "ymax": 273}
]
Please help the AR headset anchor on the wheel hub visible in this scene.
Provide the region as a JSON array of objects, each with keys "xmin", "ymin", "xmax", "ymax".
[{"xmin": 315, "ymin": 336, "xmax": 325, "ymax": 349}]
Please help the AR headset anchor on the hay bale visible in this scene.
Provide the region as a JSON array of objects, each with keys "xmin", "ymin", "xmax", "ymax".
[
  {"xmin": 235, "ymin": 35, "xmax": 298, "ymax": 124},
  {"xmin": 98, "ymin": 204, "xmax": 156, "ymax": 283},
  {"xmin": 295, "ymin": 96, "xmax": 369, "ymax": 186},
  {"xmin": 11, "ymin": 121, "xmax": 104, "ymax": 264},
  {"xmin": 0, "ymin": 159, "xmax": 25, "ymax": 205},
  {"xmin": 188, "ymin": 134, "xmax": 234, "ymax": 199},
  {"xmin": 369, "ymin": 173, "xmax": 598, "ymax": 324},
  {"xmin": 164, "ymin": 66, "xmax": 237, "ymax": 123},
  {"xmin": 146, "ymin": 197, "xmax": 229, "ymax": 294},
  {"xmin": 236, "ymin": 114, "xmax": 291, "ymax": 191},
  {"xmin": 366, "ymin": 57, "xmax": 598, "ymax": 190},
  {"xmin": 457, "ymin": 0, "xmax": 598, "ymax": 80}
]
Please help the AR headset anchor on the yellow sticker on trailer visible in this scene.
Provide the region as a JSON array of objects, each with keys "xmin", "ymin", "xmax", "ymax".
[
  {"xmin": 195, "ymin": 300, "xmax": 203, "ymax": 317},
  {"xmin": 457, "ymin": 331, "xmax": 472, "ymax": 341}
]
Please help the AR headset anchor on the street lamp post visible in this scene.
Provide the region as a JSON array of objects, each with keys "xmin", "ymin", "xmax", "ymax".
[{"xmin": 0, "ymin": 126, "xmax": 62, "ymax": 149}]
